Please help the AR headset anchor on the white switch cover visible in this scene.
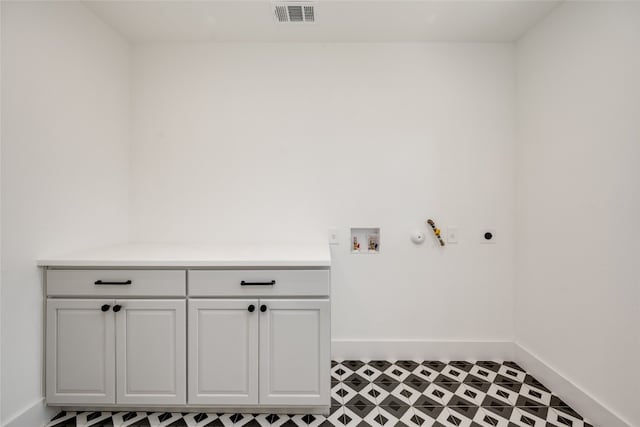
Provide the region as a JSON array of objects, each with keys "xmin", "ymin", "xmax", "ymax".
[
  {"xmin": 328, "ymin": 228, "xmax": 339, "ymax": 245},
  {"xmin": 447, "ymin": 227, "xmax": 459, "ymax": 244}
]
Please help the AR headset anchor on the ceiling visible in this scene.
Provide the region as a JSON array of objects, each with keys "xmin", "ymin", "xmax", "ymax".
[{"xmin": 85, "ymin": 0, "xmax": 560, "ymax": 43}]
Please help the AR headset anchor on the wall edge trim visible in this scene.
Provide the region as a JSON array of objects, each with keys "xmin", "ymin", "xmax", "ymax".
[
  {"xmin": 331, "ymin": 339, "xmax": 517, "ymax": 360},
  {"xmin": 3, "ymin": 398, "xmax": 56, "ymax": 427},
  {"xmin": 515, "ymin": 342, "xmax": 631, "ymax": 427}
]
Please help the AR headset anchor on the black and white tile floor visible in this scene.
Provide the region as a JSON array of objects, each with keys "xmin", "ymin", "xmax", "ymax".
[{"xmin": 47, "ymin": 360, "xmax": 593, "ymax": 427}]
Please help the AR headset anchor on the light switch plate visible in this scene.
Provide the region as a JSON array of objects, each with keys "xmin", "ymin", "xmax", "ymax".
[{"xmin": 328, "ymin": 228, "xmax": 339, "ymax": 245}]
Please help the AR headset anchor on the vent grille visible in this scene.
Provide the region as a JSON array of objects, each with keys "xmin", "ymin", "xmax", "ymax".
[
  {"xmin": 273, "ymin": 2, "xmax": 316, "ymax": 23},
  {"xmin": 304, "ymin": 6, "xmax": 314, "ymax": 21}
]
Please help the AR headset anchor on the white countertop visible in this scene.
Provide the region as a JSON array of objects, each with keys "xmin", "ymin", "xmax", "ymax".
[{"xmin": 37, "ymin": 243, "xmax": 331, "ymax": 268}]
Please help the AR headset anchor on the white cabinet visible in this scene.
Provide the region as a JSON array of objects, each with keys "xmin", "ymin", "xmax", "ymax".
[
  {"xmin": 116, "ymin": 300, "xmax": 186, "ymax": 405},
  {"xmin": 189, "ymin": 270, "xmax": 330, "ymax": 297},
  {"xmin": 46, "ymin": 298, "xmax": 186, "ymax": 406},
  {"xmin": 46, "ymin": 299, "xmax": 116, "ymax": 405},
  {"xmin": 44, "ymin": 261, "xmax": 331, "ymax": 412},
  {"xmin": 188, "ymin": 298, "xmax": 330, "ymax": 407},
  {"xmin": 259, "ymin": 299, "xmax": 330, "ymax": 406},
  {"xmin": 188, "ymin": 299, "xmax": 259, "ymax": 405}
]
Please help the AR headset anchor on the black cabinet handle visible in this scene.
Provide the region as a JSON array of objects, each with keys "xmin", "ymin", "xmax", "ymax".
[
  {"xmin": 260, "ymin": 304, "xmax": 267, "ymax": 312},
  {"xmin": 101, "ymin": 304, "xmax": 111, "ymax": 312},
  {"xmin": 94, "ymin": 280, "xmax": 132, "ymax": 286},
  {"xmin": 241, "ymin": 280, "xmax": 275, "ymax": 286},
  {"xmin": 248, "ymin": 304, "xmax": 255, "ymax": 313},
  {"xmin": 112, "ymin": 304, "xmax": 122, "ymax": 312}
]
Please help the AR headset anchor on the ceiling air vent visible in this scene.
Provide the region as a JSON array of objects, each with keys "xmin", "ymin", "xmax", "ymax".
[{"xmin": 273, "ymin": 2, "xmax": 316, "ymax": 23}]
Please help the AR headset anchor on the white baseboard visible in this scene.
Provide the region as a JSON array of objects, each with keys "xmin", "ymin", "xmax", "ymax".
[
  {"xmin": 3, "ymin": 398, "xmax": 56, "ymax": 427},
  {"xmin": 331, "ymin": 339, "xmax": 517, "ymax": 361},
  {"xmin": 515, "ymin": 343, "xmax": 631, "ymax": 427}
]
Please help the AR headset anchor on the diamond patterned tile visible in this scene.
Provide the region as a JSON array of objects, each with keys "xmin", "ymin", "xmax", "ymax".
[
  {"xmin": 356, "ymin": 382, "xmax": 385, "ymax": 406},
  {"xmin": 325, "ymin": 408, "xmax": 346, "ymax": 426},
  {"xmin": 486, "ymin": 383, "xmax": 518, "ymax": 406},
  {"xmin": 422, "ymin": 361, "xmax": 447, "ymax": 372},
  {"xmin": 520, "ymin": 383, "xmax": 552, "ymax": 406},
  {"xmin": 332, "ymin": 383, "xmax": 349, "ymax": 404},
  {"xmin": 516, "ymin": 401, "xmax": 550, "ymax": 421},
  {"xmin": 290, "ymin": 414, "xmax": 327, "ymax": 426},
  {"xmin": 453, "ymin": 382, "xmax": 487, "ymax": 407},
  {"xmin": 434, "ymin": 364, "xmax": 469, "ymax": 383},
  {"xmin": 339, "ymin": 405, "xmax": 376, "ymax": 426},
  {"xmin": 440, "ymin": 408, "xmax": 467, "ymax": 427},
  {"xmin": 47, "ymin": 412, "xmax": 78, "ymax": 427},
  {"xmin": 492, "ymin": 375, "xmax": 523, "ymax": 392},
  {"xmin": 376, "ymin": 405, "xmax": 416, "ymax": 426},
  {"xmin": 447, "ymin": 394, "xmax": 477, "ymax": 408},
  {"xmin": 396, "ymin": 361, "xmax": 420, "ymax": 371},
  {"xmin": 383, "ymin": 364, "xmax": 413, "ymax": 382},
  {"xmin": 469, "ymin": 364, "xmax": 498, "ymax": 383},
  {"xmin": 448, "ymin": 404, "xmax": 480, "ymax": 423},
  {"xmin": 503, "ymin": 361, "xmax": 526, "ymax": 373},
  {"xmin": 409, "ymin": 364, "xmax": 440, "ymax": 383},
  {"xmin": 331, "ymin": 362, "xmax": 351, "ymax": 382},
  {"xmin": 549, "ymin": 407, "xmax": 594, "ymax": 427},
  {"xmin": 378, "ymin": 394, "xmax": 412, "ymax": 419},
  {"xmin": 341, "ymin": 373, "xmax": 370, "ymax": 392},
  {"xmin": 476, "ymin": 361, "xmax": 501, "ymax": 372},
  {"xmin": 413, "ymin": 392, "xmax": 446, "ymax": 409},
  {"xmin": 234, "ymin": 415, "xmax": 264, "ymax": 427},
  {"xmin": 341, "ymin": 360, "xmax": 366, "ymax": 372},
  {"xmin": 246, "ymin": 414, "xmax": 273, "ymax": 426},
  {"xmin": 462, "ymin": 374, "xmax": 493, "ymax": 397},
  {"xmin": 449, "ymin": 361, "xmax": 474, "ymax": 372},
  {"xmin": 368, "ymin": 360, "xmax": 393, "ymax": 372},
  {"xmin": 483, "ymin": 400, "xmax": 516, "ymax": 420},
  {"xmin": 423, "ymin": 381, "xmax": 459, "ymax": 405},
  {"xmin": 354, "ymin": 363, "xmax": 384, "ymax": 382},
  {"xmin": 389, "ymin": 381, "xmax": 423, "ymax": 406},
  {"xmin": 77, "ymin": 411, "xmax": 113, "ymax": 427},
  {"xmin": 372, "ymin": 373, "xmax": 402, "ymax": 393},
  {"xmin": 402, "ymin": 411, "xmax": 429, "ymax": 427},
  {"xmin": 552, "ymin": 403, "xmax": 587, "ymax": 420},
  {"xmin": 404, "ymin": 374, "xmax": 430, "ymax": 394},
  {"xmin": 473, "ymin": 407, "xmax": 510, "ymax": 427},
  {"xmin": 524, "ymin": 375, "xmax": 552, "ymax": 393},
  {"xmin": 344, "ymin": 393, "xmax": 378, "ymax": 420},
  {"xmin": 510, "ymin": 407, "xmax": 547, "ymax": 427},
  {"xmin": 48, "ymin": 360, "xmax": 593, "ymax": 427},
  {"xmin": 412, "ymin": 404, "xmax": 447, "ymax": 422}
]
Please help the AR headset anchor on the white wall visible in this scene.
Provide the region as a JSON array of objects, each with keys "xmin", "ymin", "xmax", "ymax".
[
  {"xmin": 0, "ymin": 3, "xmax": 3, "ymax": 421},
  {"xmin": 516, "ymin": 2, "xmax": 640, "ymax": 426},
  {"xmin": 0, "ymin": 2, "xmax": 130, "ymax": 424},
  {"xmin": 131, "ymin": 43, "xmax": 517, "ymax": 343}
]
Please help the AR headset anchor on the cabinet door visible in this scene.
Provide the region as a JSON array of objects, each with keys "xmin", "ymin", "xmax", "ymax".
[
  {"xmin": 46, "ymin": 299, "xmax": 115, "ymax": 405},
  {"xmin": 188, "ymin": 299, "xmax": 259, "ymax": 405},
  {"xmin": 115, "ymin": 299, "xmax": 186, "ymax": 405},
  {"xmin": 259, "ymin": 299, "xmax": 330, "ymax": 406}
]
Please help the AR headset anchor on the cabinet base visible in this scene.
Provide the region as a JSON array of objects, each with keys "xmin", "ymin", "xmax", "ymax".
[{"xmin": 49, "ymin": 405, "xmax": 331, "ymax": 416}]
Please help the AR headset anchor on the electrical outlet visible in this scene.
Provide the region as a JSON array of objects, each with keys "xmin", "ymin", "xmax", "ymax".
[
  {"xmin": 447, "ymin": 227, "xmax": 459, "ymax": 244},
  {"xmin": 328, "ymin": 228, "xmax": 339, "ymax": 245},
  {"xmin": 480, "ymin": 228, "xmax": 496, "ymax": 244}
]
